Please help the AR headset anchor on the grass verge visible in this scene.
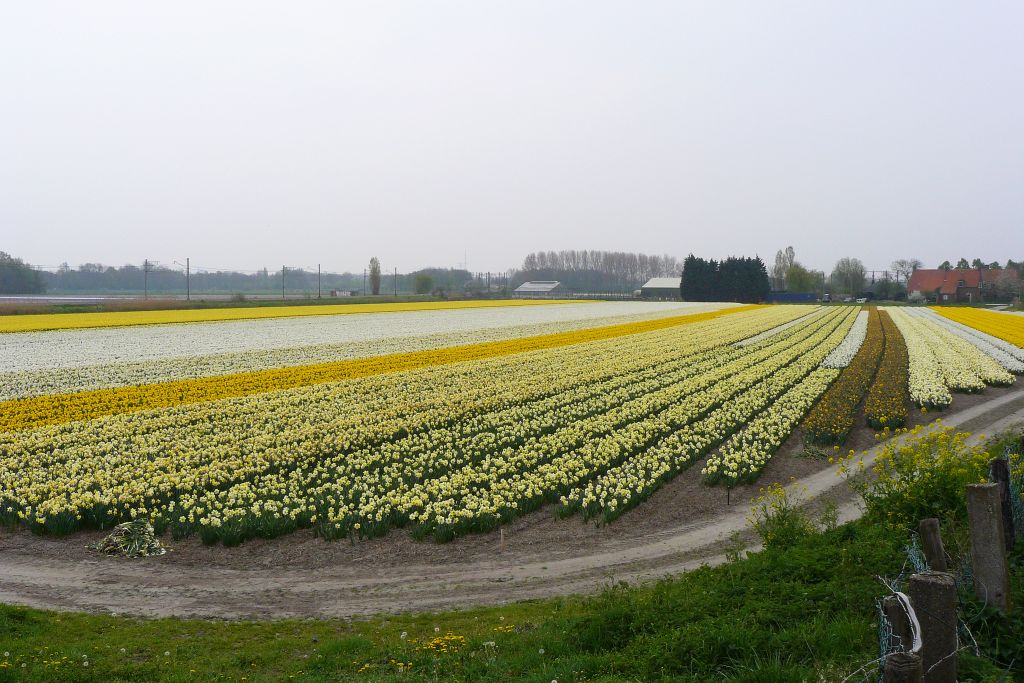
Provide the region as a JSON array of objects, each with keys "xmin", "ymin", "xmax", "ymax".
[{"xmin": 1, "ymin": 520, "xmax": 900, "ymax": 682}]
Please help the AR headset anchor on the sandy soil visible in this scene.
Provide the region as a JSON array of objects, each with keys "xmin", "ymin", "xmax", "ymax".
[{"xmin": 2, "ymin": 387, "xmax": 1022, "ymax": 621}]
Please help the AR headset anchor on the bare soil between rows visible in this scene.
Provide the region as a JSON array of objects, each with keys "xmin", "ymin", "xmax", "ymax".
[{"xmin": 2, "ymin": 385, "xmax": 1022, "ymax": 620}]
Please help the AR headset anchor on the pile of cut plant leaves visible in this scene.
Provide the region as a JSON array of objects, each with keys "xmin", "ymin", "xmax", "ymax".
[{"xmin": 89, "ymin": 519, "xmax": 167, "ymax": 558}]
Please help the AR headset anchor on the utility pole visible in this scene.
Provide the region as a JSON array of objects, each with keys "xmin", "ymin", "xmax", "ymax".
[
  {"xmin": 282, "ymin": 266, "xmax": 286, "ymax": 300},
  {"xmin": 143, "ymin": 259, "xmax": 152, "ymax": 300},
  {"xmin": 363, "ymin": 269, "xmax": 366, "ymax": 296},
  {"xmin": 186, "ymin": 257, "xmax": 190, "ymax": 301},
  {"xmin": 317, "ymin": 264, "xmax": 321, "ymax": 299},
  {"xmin": 394, "ymin": 267, "xmax": 398, "ymax": 297}
]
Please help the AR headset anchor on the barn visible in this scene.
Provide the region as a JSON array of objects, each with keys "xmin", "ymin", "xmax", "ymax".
[
  {"xmin": 640, "ymin": 277, "xmax": 681, "ymax": 300},
  {"xmin": 513, "ymin": 281, "xmax": 566, "ymax": 298}
]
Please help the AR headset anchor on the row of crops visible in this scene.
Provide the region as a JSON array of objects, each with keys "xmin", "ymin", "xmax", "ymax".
[{"xmin": 0, "ymin": 302, "xmax": 1022, "ymax": 545}]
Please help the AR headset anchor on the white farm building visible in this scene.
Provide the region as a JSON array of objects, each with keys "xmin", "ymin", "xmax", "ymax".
[
  {"xmin": 640, "ymin": 277, "xmax": 681, "ymax": 299},
  {"xmin": 513, "ymin": 281, "xmax": 566, "ymax": 298}
]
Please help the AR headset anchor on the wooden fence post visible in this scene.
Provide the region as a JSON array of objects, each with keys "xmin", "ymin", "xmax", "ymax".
[
  {"xmin": 884, "ymin": 652, "xmax": 924, "ymax": 683},
  {"xmin": 883, "ymin": 595, "xmax": 913, "ymax": 653},
  {"xmin": 908, "ymin": 571, "xmax": 957, "ymax": 683},
  {"xmin": 966, "ymin": 483, "xmax": 1012, "ymax": 613},
  {"xmin": 989, "ymin": 458, "xmax": 1016, "ymax": 550},
  {"xmin": 918, "ymin": 518, "xmax": 947, "ymax": 572}
]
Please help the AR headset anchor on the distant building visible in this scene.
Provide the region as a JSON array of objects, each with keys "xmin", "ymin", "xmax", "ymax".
[
  {"xmin": 907, "ymin": 268, "xmax": 1018, "ymax": 303},
  {"xmin": 640, "ymin": 277, "xmax": 681, "ymax": 299},
  {"xmin": 513, "ymin": 280, "xmax": 566, "ymax": 298}
]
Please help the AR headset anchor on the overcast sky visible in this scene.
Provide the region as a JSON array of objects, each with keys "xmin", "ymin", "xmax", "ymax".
[{"xmin": 2, "ymin": 2, "xmax": 1022, "ymax": 275}]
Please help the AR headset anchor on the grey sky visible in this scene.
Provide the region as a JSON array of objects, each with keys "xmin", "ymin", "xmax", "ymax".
[{"xmin": 2, "ymin": 2, "xmax": 1022, "ymax": 275}]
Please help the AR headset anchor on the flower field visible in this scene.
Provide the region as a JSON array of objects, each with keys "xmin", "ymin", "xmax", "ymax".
[
  {"xmin": 933, "ymin": 307, "xmax": 1024, "ymax": 348},
  {"xmin": 0, "ymin": 298, "xmax": 589, "ymax": 333},
  {"xmin": 1, "ymin": 302, "xmax": 1021, "ymax": 544}
]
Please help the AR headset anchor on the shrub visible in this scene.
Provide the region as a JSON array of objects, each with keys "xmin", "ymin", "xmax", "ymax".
[
  {"xmin": 845, "ymin": 424, "xmax": 990, "ymax": 528},
  {"xmin": 746, "ymin": 482, "xmax": 817, "ymax": 549}
]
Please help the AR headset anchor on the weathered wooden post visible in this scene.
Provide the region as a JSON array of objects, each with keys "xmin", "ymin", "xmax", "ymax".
[
  {"xmin": 908, "ymin": 571, "xmax": 957, "ymax": 682},
  {"xmin": 883, "ymin": 595, "xmax": 913, "ymax": 653},
  {"xmin": 989, "ymin": 458, "xmax": 1016, "ymax": 550},
  {"xmin": 966, "ymin": 483, "xmax": 1012, "ymax": 613},
  {"xmin": 918, "ymin": 518, "xmax": 947, "ymax": 571},
  {"xmin": 884, "ymin": 652, "xmax": 924, "ymax": 683}
]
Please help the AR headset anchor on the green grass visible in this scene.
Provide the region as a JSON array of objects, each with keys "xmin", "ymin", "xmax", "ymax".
[{"xmin": 1, "ymin": 521, "xmax": 903, "ymax": 682}]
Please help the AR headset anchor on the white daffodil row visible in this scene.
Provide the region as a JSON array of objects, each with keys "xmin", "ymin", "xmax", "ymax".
[
  {"xmin": 734, "ymin": 307, "xmax": 825, "ymax": 347},
  {"xmin": 913, "ymin": 308, "xmax": 1024, "ymax": 374},
  {"xmin": 821, "ymin": 310, "xmax": 869, "ymax": 368},
  {"xmin": 886, "ymin": 307, "xmax": 1014, "ymax": 407},
  {"xmin": 900, "ymin": 308, "xmax": 1015, "ymax": 388},
  {"xmin": 558, "ymin": 308, "xmax": 857, "ymax": 523},
  {"xmin": 1, "ymin": 306, "xmax": 815, "ymax": 541},
  {"xmin": 0, "ymin": 302, "xmax": 731, "ymax": 401}
]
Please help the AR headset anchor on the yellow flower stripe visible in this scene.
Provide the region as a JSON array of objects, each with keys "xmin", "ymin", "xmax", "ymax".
[
  {"xmin": 931, "ymin": 307, "xmax": 1024, "ymax": 348},
  {"xmin": 0, "ymin": 298, "xmax": 587, "ymax": 334},
  {"xmin": 0, "ymin": 305, "xmax": 761, "ymax": 432}
]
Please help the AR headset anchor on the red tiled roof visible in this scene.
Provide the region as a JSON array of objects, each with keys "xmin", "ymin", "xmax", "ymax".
[{"xmin": 907, "ymin": 268, "xmax": 1016, "ymax": 295}]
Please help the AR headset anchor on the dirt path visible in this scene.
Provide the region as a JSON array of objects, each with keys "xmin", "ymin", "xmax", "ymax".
[{"xmin": 2, "ymin": 389, "xmax": 1023, "ymax": 621}]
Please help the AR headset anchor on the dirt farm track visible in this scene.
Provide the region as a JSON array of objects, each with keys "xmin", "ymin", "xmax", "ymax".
[{"xmin": 3, "ymin": 388, "xmax": 1024, "ymax": 621}]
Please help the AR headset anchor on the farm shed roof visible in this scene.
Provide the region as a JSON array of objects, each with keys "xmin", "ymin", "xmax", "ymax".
[
  {"xmin": 514, "ymin": 281, "xmax": 563, "ymax": 293},
  {"xmin": 641, "ymin": 277, "xmax": 681, "ymax": 290}
]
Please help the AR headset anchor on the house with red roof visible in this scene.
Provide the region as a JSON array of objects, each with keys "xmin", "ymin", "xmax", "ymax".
[{"xmin": 907, "ymin": 268, "xmax": 1017, "ymax": 303}]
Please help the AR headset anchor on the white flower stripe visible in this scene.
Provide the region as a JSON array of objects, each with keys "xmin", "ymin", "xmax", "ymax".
[{"xmin": 821, "ymin": 309, "xmax": 869, "ymax": 368}]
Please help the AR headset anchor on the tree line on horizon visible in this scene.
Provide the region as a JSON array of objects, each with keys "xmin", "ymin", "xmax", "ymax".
[
  {"xmin": 680, "ymin": 255, "xmax": 770, "ymax": 303},
  {"xmin": 516, "ymin": 249, "xmax": 683, "ymax": 292},
  {"xmin": 3, "ymin": 248, "xmax": 1022, "ymax": 297},
  {"xmin": 0, "ymin": 257, "xmax": 477, "ymax": 296}
]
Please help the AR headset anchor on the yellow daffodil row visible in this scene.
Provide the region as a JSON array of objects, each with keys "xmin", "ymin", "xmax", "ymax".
[
  {"xmin": 931, "ymin": 307, "xmax": 1024, "ymax": 348},
  {"xmin": 886, "ymin": 307, "xmax": 1014, "ymax": 407},
  {"xmin": 563, "ymin": 307, "xmax": 856, "ymax": 519},
  {"xmin": 863, "ymin": 310, "xmax": 910, "ymax": 429},
  {"xmin": 0, "ymin": 305, "xmax": 820, "ymax": 542},
  {"xmin": 0, "ymin": 298, "xmax": 587, "ymax": 334},
  {"xmin": 0, "ymin": 304, "xmax": 760, "ymax": 433},
  {"xmin": 802, "ymin": 307, "xmax": 885, "ymax": 444}
]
